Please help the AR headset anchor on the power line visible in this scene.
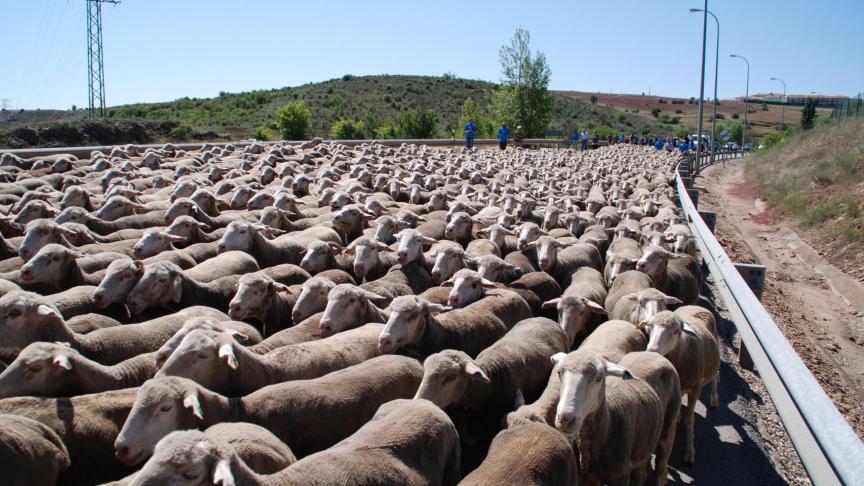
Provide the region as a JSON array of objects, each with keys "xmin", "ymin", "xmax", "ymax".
[{"xmin": 86, "ymin": 0, "xmax": 119, "ymax": 117}]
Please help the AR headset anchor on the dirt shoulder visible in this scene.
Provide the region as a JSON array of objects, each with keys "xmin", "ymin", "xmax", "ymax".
[{"xmin": 698, "ymin": 159, "xmax": 864, "ymax": 438}]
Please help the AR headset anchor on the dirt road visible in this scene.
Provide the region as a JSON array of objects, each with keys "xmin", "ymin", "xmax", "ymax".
[{"xmin": 699, "ymin": 160, "xmax": 864, "ymax": 438}]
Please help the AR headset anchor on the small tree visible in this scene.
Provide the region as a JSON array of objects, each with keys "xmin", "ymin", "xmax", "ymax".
[
  {"xmin": 801, "ymin": 98, "xmax": 817, "ymax": 130},
  {"xmin": 488, "ymin": 28, "xmax": 553, "ymax": 138},
  {"xmin": 330, "ymin": 119, "xmax": 365, "ymax": 140},
  {"xmin": 274, "ymin": 101, "xmax": 312, "ymax": 140},
  {"xmin": 459, "ymin": 98, "xmax": 493, "ymax": 138},
  {"xmin": 397, "ymin": 109, "xmax": 438, "ymax": 138},
  {"xmin": 590, "ymin": 95, "xmax": 598, "ymax": 104}
]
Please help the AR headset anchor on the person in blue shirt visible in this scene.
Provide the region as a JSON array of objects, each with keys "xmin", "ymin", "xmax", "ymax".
[
  {"xmin": 464, "ymin": 119, "xmax": 478, "ymax": 149},
  {"xmin": 497, "ymin": 123, "xmax": 510, "ymax": 150},
  {"xmin": 571, "ymin": 130, "xmax": 579, "ymax": 149},
  {"xmin": 581, "ymin": 130, "xmax": 588, "ymax": 151},
  {"xmin": 680, "ymin": 142, "xmax": 689, "ymax": 155},
  {"xmin": 655, "ymin": 138, "xmax": 664, "ymax": 150}
]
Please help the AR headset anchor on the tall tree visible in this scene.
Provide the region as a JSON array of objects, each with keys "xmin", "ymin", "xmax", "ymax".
[
  {"xmin": 488, "ymin": 28, "xmax": 553, "ymax": 138},
  {"xmin": 801, "ymin": 98, "xmax": 817, "ymax": 130}
]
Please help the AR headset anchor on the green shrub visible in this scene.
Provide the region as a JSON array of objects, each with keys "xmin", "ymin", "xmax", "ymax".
[
  {"xmin": 714, "ymin": 113, "xmax": 726, "ymax": 120},
  {"xmin": 590, "ymin": 95, "xmax": 598, "ymax": 104},
  {"xmin": 651, "ymin": 107, "xmax": 662, "ymax": 118},
  {"xmin": 169, "ymin": 124, "xmax": 192, "ymax": 141},
  {"xmin": 329, "ymin": 118, "xmax": 365, "ymax": 139},
  {"xmin": 675, "ymin": 109, "xmax": 683, "ymax": 114},
  {"xmin": 252, "ymin": 127, "xmax": 274, "ymax": 141},
  {"xmin": 732, "ymin": 113, "xmax": 740, "ymax": 119},
  {"xmin": 274, "ymin": 101, "xmax": 312, "ymax": 140},
  {"xmin": 374, "ymin": 121, "xmax": 399, "ymax": 139}
]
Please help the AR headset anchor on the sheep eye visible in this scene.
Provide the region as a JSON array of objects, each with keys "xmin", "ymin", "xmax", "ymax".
[
  {"xmin": 349, "ymin": 298, "xmax": 356, "ymax": 304},
  {"xmin": 442, "ymin": 375, "xmax": 454, "ymax": 384},
  {"xmin": 28, "ymin": 366, "xmax": 43, "ymax": 373},
  {"xmin": 197, "ymin": 353, "xmax": 208, "ymax": 359},
  {"xmin": 471, "ymin": 282, "xmax": 478, "ymax": 288},
  {"xmin": 596, "ymin": 377, "xmax": 603, "ymax": 383},
  {"xmin": 8, "ymin": 310, "xmax": 22, "ymax": 317},
  {"xmin": 160, "ymin": 404, "xmax": 172, "ymax": 412},
  {"xmin": 182, "ymin": 471, "xmax": 200, "ymax": 480}
]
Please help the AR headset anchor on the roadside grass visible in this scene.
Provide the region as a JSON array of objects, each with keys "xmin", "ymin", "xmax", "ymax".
[{"xmin": 746, "ymin": 119, "xmax": 864, "ymax": 243}]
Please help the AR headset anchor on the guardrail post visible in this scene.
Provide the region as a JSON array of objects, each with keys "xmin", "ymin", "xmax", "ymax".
[
  {"xmin": 698, "ymin": 211, "xmax": 717, "ymax": 233},
  {"xmin": 686, "ymin": 188, "xmax": 699, "ymax": 208},
  {"xmin": 735, "ymin": 263, "xmax": 767, "ymax": 300}
]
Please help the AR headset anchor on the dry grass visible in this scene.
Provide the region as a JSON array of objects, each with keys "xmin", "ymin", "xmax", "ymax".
[{"xmin": 746, "ymin": 118, "xmax": 864, "ymax": 276}]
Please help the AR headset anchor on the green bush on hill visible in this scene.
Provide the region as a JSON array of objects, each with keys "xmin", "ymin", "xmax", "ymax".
[
  {"xmin": 330, "ymin": 119, "xmax": 366, "ymax": 139},
  {"xmin": 275, "ymin": 102, "xmax": 312, "ymax": 140}
]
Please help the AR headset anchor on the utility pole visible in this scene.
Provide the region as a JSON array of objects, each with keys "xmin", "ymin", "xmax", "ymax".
[
  {"xmin": 694, "ymin": 0, "xmax": 708, "ymax": 175},
  {"xmin": 0, "ymin": 98, "xmax": 9, "ymax": 122},
  {"xmin": 87, "ymin": 0, "xmax": 119, "ymax": 118}
]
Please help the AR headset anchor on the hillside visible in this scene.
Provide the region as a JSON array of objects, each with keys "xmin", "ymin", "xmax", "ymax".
[
  {"xmin": 745, "ymin": 118, "xmax": 864, "ymax": 281},
  {"xmin": 0, "ymin": 75, "xmax": 670, "ymax": 148}
]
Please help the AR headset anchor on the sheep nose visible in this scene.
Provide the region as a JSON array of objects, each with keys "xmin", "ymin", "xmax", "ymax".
[
  {"xmin": 396, "ymin": 252, "xmax": 407, "ymax": 263},
  {"xmin": 115, "ymin": 444, "xmax": 130, "ymax": 460},
  {"xmin": 378, "ymin": 336, "xmax": 393, "ymax": 354},
  {"xmin": 227, "ymin": 305, "xmax": 242, "ymax": 319},
  {"xmin": 291, "ymin": 311, "xmax": 303, "ymax": 323},
  {"xmin": 217, "ymin": 244, "xmax": 227, "ymax": 253},
  {"xmin": 447, "ymin": 296, "xmax": 459, "ymax": 307},
  {"xmin": 18, "ymin": 248, "xmax": 30, "ymax": 260},
  {"xmin": 319, "ymin": 320, "xmax": 334, "ymax": 336},
  {"xmin": 430, "ymin": 270, "xmax": 441, "ymax": 282},
  {"xmin": 555, "ymin": 413, "xmax": 577, "ymax": 433},
  {"xmin": 20, "ymin": 267, "xmax": 31, "ymax": 279},
  {"xmin": 539, "ymin": 259, "xmax": 549, "ymax": 269}
]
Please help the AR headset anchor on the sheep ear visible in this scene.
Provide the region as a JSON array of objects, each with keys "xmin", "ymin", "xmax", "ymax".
[
  {"xmin": 513, "ymin": 389, "xmax": 525, "ymax": 409},
  {"xmin": 170, "ymin": 275, "xmax": 183, "ymax": 303},
  {"xmin": 464, "ymin": 361, "xmax": 491, "ymax": 384},
  {"xmin": 182, "ymin": 393, "xmax": 204, "ymax": 420},
  {"xmin": 541, "ymin": 298, "xmax": 561, "ymax": 310},
  {"xmin": 680, "ymin": 322, "xmax": 699, "ymax": 336},
  {"xmin": 460, "ymin": 254, "xmax": 476, "ymax": 265},
  {"xmin": 522, "ymin": 241, "xmax": 537, "ymax": 250},
  {"xmin": 133, "ymin": 260, "xmax": 145, "ymax": 275},
  {"xmin": 37, "ymin": 304, "xmax": 61, "ymax": 318},
  {"xmin": 52, "ymin": 354, "xmax": 72, "ymax": 370},
  {"xmin": 359, "ymin": 288, "xmax": 386, "ymax": 303},
  {"xmin": 480, "ymin": 278, "xmax": 501, "ymax": 289},
  {"xmin": 550, "ymin": 352, "xmax": 567, "ymax": 364},
  {"xmin": 605, "ymin": 361, "xmax": 634, "ymax": 380},
  {"xmin": 666, "ymin": 251, "xmax": 684, "ymax": 260},
  {"xmin": 664, "ymin": 296, "xmax": 683, "ymax": 305},
  {"xmin": 376, "ymin": 242, "xmax": 394, "ymax": 252},
  {"xmin": 271, "ymin": 282, "xmax": 293, "ymax": 294},
  {"xmin": 586, "ymin": 300, "xmax": 607, "ymax": 314},
  {"xmin": 426, "ymin": 303, "xmax": 452, "ymax": 314},
  {"xmin": 165, "ymin": 234, "xmax": 187, "ymax": 243},
  {"xmin": 622, "ymin": 293, "xmax": 638, "ymax": 302},
  {"xmin": 422, "ymin": 236, "xmax": 438, "ymax": 246},
  {"xmin": 212, "ymin": 458, "xmax": 236, "ymax": 486},
  {"xmin": 218, "ymin": 343, "xmax": 238, "ymax": 370},
  {"xmin": 223, "ymin": 329, "xmax": 249, "ymax": 343},
  {"xmin": 341, "ymin": 246, "xmax": 355, "ymax": 255}
]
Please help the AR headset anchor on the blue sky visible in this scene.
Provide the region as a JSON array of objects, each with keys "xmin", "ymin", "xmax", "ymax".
[{"xmin": 3, "ymin": 0, "xmax": 862, "ymax": 110}]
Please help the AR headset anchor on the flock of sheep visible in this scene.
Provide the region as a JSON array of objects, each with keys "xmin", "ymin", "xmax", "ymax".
[{"xmin": 0, "ymin": 140, "xmax": 720, "ymax": 485}]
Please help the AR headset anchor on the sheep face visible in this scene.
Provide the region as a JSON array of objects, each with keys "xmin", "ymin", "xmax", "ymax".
[
  {"xmin": 0, "ymin": 296, "xmax": 63, "ymax": 359},
  {"xmin": 127, "ymin": 430, "xmax": 227, "ymax": 486},
  {"xmin": 115, "ymin": 377, "xmax": 205, "ymax": 466},
  {"xmin": 430, "ymin": 247, "xmax": 471, "ymax": 285},
  {"xmin": 605, "ymin": 253, "xmax": 638, "ymax": 286},
  {"xmin": 344, "ymin": 238, "xmax": 390, "ymax": 280},
  {"xmin": 291, "ymin": 278, "xmax": 334, "ymax": 324},
  {"xmin": 645, "ymin": 311, "xmax": 697, "ymax": 355},
  {"xmin": 18, "ymin": 221, "xmax": 71, "ymax": 261},
  {"xmin": 96, "ymin": 196, "xmax": 143, "ymax": 221},
  {"xmin": 0, "ymin": 342, "xmax": 81, "ymax": 398},
  {"xmin": 516, "ymin": 223, "xmax": 544, "ymax": 251},
  {"xmin": 166, "ymin": 216, "xmax": 202, "ymax": 239},
  {"xmin": 156, "ymin": 330, "xmax": 237, "ymax": 391},
  {"xmin": 554, "ymin": 352, "xmax": 633, "ymax": 436},
  {"xmin": 163, "ymin": 199, "xmax": 199, "ymax": 224},
  {"xmin": 19, "ymin": 244, "xmax": 84, "ymax": 287},
  {"xmin": 229, "ymin": 186, "xmax": 254, "ymax": 210},
  {"xmin": 126, "ymin": 262, "xmax": 183, "ymax": 315},
  {"xmin": 329, "ymin": 192, "xmax": 354, "ymax": 212},
  {"xmin": 528, "ymin": 236, "xmax": 568, "ymax": 271},
  {"xmin": 635, "ymin": 245, "xmax": 681, "ymax": 281},
  {"xmin": 60, "ymin": 187, "xmax": 90, "ymax": 209},
  {"xmin": 332, "ymin": 206, "xmax": 373, "ymax": 235},
  {"xmin": 446, "ymin": 269, "xmax": 497, "ymax": 308},
  {"xmin": 299, "ymin": 241, "xmax": 339, "ymax": 274},
  {"xmin": 475, "ymin": 255, "xmax": 517, "ymax": 283},
  {"xmin": 228, "ymin": 274, "xmax": 289, "ymax": 321},
  {"xmin": 378, "ymin": 296, "xmax": 450, "ymax": 354},
  {"xmin": 625, "ymin": 288, "xmax": 683, "ymax": 324},
  {"xmin": 13, "ymin": 200, "xmax": 59, "ymax": 225},
  {"xmin": 134, "ymin": 230, "xmax": 186, "ymax": 259},
  {"xmin": 477, "ymin": 225, "xmax": 513, "ymax": 251},
  {"xmin": 396, "ymin": 210, "xmax": 425, "ymax": 230},
  {"xmin": 319, "ymin": 285, "xmax": 384, "ymax": 336},
  {"xmin": 542, "ymin": 206, "xmax": 560, "ymax": 231},
  {"xmin": 414, "ymin": 350, "xmax": 489, "ymax": 408},
  {"xmin": 444, "ymin": 212, "xmax": 472, "ymax": 241},
  {"xmin": 169, "ymin": 181, "xmax": 198, "ymax": 202},
  {"xmin": 94, "ymin": 259, "xmax": 144, "ymax": 308},
  {"xmin": 218, "ymin": 222, "xmax": 263, "ymax": 253},
  {"xmin": 372, "ymin": 216, "xmax": 399, "ymax": 244},
  {"xmin": 543, "ymin": 296, "xmax": 606, "ymax": 346}
]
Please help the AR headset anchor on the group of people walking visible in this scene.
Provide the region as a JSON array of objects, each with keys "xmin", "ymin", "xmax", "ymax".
[{"xmin": 463, "ymin": 120, "xmax": 525, "ymax": 150}]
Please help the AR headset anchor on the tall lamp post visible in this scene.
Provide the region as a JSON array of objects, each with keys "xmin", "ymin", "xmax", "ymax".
[
  {"xmin": 770, "ymin": 77, "xmax": 786, "ymax": 130},
  {"xmin": 691, "ymin": 8, "xmax": 719, "ymax": 158},
  {"xmin": 730, "ymin": 54, "xmax": 750, "ymax": 150},
  {"xmin": 693, "ymin": 1, "xmax": 709, "ymax": 175}
]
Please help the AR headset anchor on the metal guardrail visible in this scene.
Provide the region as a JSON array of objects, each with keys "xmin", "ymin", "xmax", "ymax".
[{"xmin": 676, "ymin": 153, "xmax": 864, "ymax": 485}]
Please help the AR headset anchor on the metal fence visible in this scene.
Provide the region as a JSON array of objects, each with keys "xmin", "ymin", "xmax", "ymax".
[{"xmin": 677, "ymin": 153, "xmax": 864, "ymax": 485}]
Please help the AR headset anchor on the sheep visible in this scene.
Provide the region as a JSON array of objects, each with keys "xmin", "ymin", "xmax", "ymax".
[
  {"xmin": 217, "ymin": 221, "xmax": 341, "ymax": 267},
  {"xmin": 0, "ymin": 291, "xmax": 229, "ymax": 365},
  {"xmin": 636, "ymin": 245, "xmax": 701, "ymax": 304},
  {"xmin": 376, "ymin": 292, "xmax": 525, "ymax": 358},
  {"xmin": 414, "ymin": 317, "xmax": 568, "ymax": 469},
  {"xmin": 131, "ymin": 229, "xmax": 188, "ymax": 259},
  {"xmin": 443, "ymin": 270, "xmax": 532, "ymax": 328},
  {"xmin": 317, "ymin": 284, "xmax": 391, "ymax": 336},
  {"xmin": 475, "ymin": 223, "xmax": 517, "ymax": 254},
  {"xmin": 16, "ymin": 219, "xmax": 79, "ymax": 261},
  {"xmin": 459, "ymin": 422, "xmax": 578, "ymax": 486},
  {"xmin": 114, "ymin": 355, "xmax": 423, "ymax": 464},
  {"xmin": 0, "ymin": 342, "xmax": 158, "ymax": 398},
  {"xmin": 541, "ymin": 267, "xmax": 608, "ymax": 347},
  {"xmin": 165, "ymin": 215, "xmax": 224, "ymax": 244},
  {"xmin": 358, "ymin": 260, "xmax": 433, "ymax": 304},
  {"xmin": 507, "ymin": 270, "xmax": 562, "ymax": 319},
  {"xmin": 429, "ymin": 244, "xmax": 476, "ymax": 284},
  {"xmin": 55, "ymin": 206, "xmax": 167, "ymax": 235},
  {"xmin": 604, "ymin": 269, "xmax": 653, "ymax": 312},
  {"xmin": 0, "ymin": 413, "xmax": 71, "ymax": 485},
  {"xmin": 604, "ymin": 236, "xmax": 642, "ymax": 286},
  {"xmin": 127, "ymin": 398, "xmax": 458, "ymax": 486},
  {"xmin": 158, "ymin": 324, "xmax": 385, "ymax": 395},
  {"xmin": 0, "ymin": 388, "xmax": 138, "ymax": 484},
  {"xmin": 476, "ymin": 254, "xmax": 523, "ymax": 284},
  {"xmin": 297, "ymin": 239, "xmax": 353, "ymax": 275},
  {"xmin": 524, "ymin": 235, "xmax": 602, "ymax": 287},
  {"xmin": 18, "ymin": 243, "xmax": 108, "ymax": 290},
  {"xmin": 610, "ymin": 287, "xmax": 683, "ymax": 325},
  {"xmin": 506, "ymin": 319, "xmax": 648, "ymax": 429},
  {"xmin": 342, "ymin": 236, "xmax": 398, "ymax": 280},
  {"xmin": 644, "ymin": 307, "xmax": 720, "ymax": 465},
  {"xmin": 93, "ymin": 250, "xmax": 261, "ymax": 309},
  {"xmin": 554, "ymin": 350, "xmax": 681, "ymax": 486}
]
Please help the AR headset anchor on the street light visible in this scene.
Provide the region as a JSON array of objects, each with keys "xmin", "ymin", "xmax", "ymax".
[
  {"xmin": 691, "ymin": 8, "xmax": 719, "ymax": 157},
  {"xmin": 770, "ymin": 77, "xmax": 786, "ymax": 130},
  {"xmin": 730, "ymin": 54, "xmax": 750, "ymax": 149},
  {"xmin": 691, "ymin": 1, "xmax": 709, "ymax": 175}
]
